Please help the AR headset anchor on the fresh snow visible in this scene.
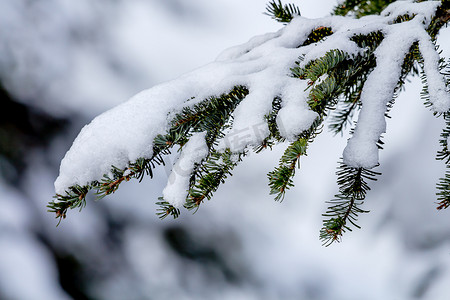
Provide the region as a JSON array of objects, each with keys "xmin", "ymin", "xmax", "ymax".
[
  {"xmin": 55, "ymin": 1, "xmax": 449, "ymax": 197},
  {"xmin": 343, "ymin": 8, "xmax": 450, "ymax": 168},
  {"xmin": 162, "ymin": 132, "xmax": 209, "ymax": 208},
  {"xmin": 344, "ymin": 20, "xmax": 426, "ymax": 168},
  {"xmin": 277, "ymin": 78, "xmax": 318, "ymax": 141}
]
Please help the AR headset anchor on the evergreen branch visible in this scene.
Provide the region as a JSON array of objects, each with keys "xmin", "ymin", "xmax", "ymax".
[
  {"xmin": 291, "ymin": 50, "xmax": 352, "ymax": 117},
  {"xmin": 48, "ymin": 144, "xmax": 173, "ymax": 223},
  {"xmin": 47, "ymin": 184, "xmax": 92, "ymax": 225},
  {"xmin": 255, "ymin": 97, "xmax": 285, "ymax": 153},
  {"xmin": 292, "ymin": 48, "xmax": 376, "ymax": 124},
  {"xmin": 267, "ymin": 96, "xmax": 283, "ymax": 141},
  {"xmin": 436, "ymin": 165, "xmax": 450, "ymax": 210},
  {"xmin": 419, "ymin": 51, "xmax": 447, "ymax": 113},
  {"xmin": 185, "ymin": 150, "xmax": 244, "ymax": 211},
  {"xmin": 268, "ymin": 49, "xmax": 359, "ymax": 202},
  {"xmin": 156, "ymin": 199, "xmax": 181, "ymax": 219},
  {"xmin": 96, "ymin": 165, "xmax": 132, "ymax": 198},
  {"xmin": 416, "ymin": 41, "xmax": 450, "ymax": 213},
  {"xmin": 91, "ymin": 141, "xmax": 175, "ymax": 200},
  {"xmin": 333, "ymin": 0, "xmax": 395, "ymax": 18},
  {"xmin": 265, "ymin": 0, "xmax": 301, "ymax": 24},
  {"xmin": 298, "ymin": 115, "xmax": 324, "ymax": 143},
  {"xmin": 437, "ymin": 114, "xmax": 450, "ymax": 164},
  {"xmin": 320, "ymin": 162, "xmax": 380, "ymax": 246},
  {"xmin": 319, "ymin": 28, "xmax": 421, "ymax": 244},
  {"xmin": 328, "ymin": 33, "xmax": 419, "ymax": 136},
  {"xmin": 50, "ymin": 1, "xmax": 450, "ymax": 246},
  {"xmin": 170, "ymin": 86, "xmax": 249, "ymax": 147},
  {"xmin": 436, "ymin": 114, "xmax": 450, "ymax": 210},
  {"xmin": 400, "ymin": 42, "xmax": 421, "ymax": 80},
  {"xmin": 268, "ymin": 117, "xmax": 323, "ymax": 201},
  {"xmin": 300, "ymin": 49, "xmax": 348, "ymax": 82},
  {"xmin": 325, "ymin": 48, "xmax": 377, "ymax": 135},
  {"xmin": 426, "ymin": 1, "xmax": 450, "ymax": 40},
  {"xmin": 308, "ymin": 75, "xmax": 339, "ymax": 112},
  {"xmin": 156, "ymin": 86, "xmax": 249, "ymax": 215},
  {"xmin": 49, "ymin": 86, "xmax": 249, "ymax": 221},
  {"xmin": 350, "ymin": 31, "xmax": 384, "ymax": 51},
  {"xmin": 268, "ymin": 139, "xmax": 307, "ymax": 201},
  {"xmin": 328, "ymin": 92, "xmax": 361, "ymax": 134},
  {"xmin": 432, "ymin": 2, "xmax": 450, "ymax": 210},
  {"xmin": 302, "ymin": 27, "xmax": 333, "ymax": 46}
]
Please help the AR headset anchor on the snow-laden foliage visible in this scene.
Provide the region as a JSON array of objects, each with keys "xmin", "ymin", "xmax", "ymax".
[{"xmin": 50, "ymin": 0, "xmax": 450, "ymax": 244}]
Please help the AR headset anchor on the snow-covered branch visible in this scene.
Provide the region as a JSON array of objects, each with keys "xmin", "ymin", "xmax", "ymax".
[{"xmin": 49, "ymin": 0, "xmax": 450, "ymax": 244}]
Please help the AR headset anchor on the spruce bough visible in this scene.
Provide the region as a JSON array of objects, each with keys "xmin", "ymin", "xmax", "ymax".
[{"xmin": 49, "ymin": 0, "xmax": 450, "ymax": 245}]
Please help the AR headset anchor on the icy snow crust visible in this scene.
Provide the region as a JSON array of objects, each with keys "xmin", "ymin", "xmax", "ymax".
[{"xmin": 55, "ymin": 1, "xmax": 449, "ymax": 206}]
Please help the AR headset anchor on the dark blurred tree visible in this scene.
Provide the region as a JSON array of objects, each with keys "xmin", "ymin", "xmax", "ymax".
[{"xmin": 0, "ymin": 83, "xmax": 67, "ymax": 183}]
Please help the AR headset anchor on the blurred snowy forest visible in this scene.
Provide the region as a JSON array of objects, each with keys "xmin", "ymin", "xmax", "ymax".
[{"xmin": 1, "ymin": 0, "xmax": 450, "ymax": 299}]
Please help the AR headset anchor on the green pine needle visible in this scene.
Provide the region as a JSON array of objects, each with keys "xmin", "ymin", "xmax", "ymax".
[
  {"xmin": 320, "ymin": 162, "xmax": 380, "ymax": 246},
  {"xmin": 156, "ymin": 199, "xmax": 181, "ymax": 220},
  {"xmin": 265, "ymin": 0, "xmax": 301, "ymax": 24}
]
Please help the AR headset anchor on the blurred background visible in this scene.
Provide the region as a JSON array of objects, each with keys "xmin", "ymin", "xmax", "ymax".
[{"xmin": 1, "ymin": 0, "xmax": 450, "ymax": 299}]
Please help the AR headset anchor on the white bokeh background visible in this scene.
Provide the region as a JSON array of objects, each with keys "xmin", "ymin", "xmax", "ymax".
[{"xmin": 0, "ymin": 1, "xmax": 450, "ymax": 299}]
